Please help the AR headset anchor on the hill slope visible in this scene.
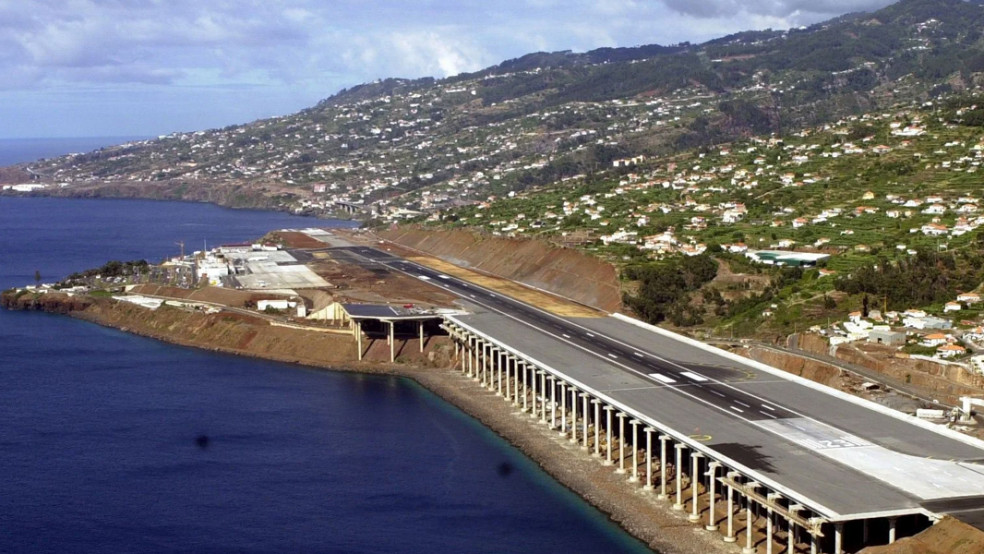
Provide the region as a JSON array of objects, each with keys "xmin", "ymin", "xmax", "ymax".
[{"xmin": 3, "ymin": 0, "xmax": 984, "ymax": 225}]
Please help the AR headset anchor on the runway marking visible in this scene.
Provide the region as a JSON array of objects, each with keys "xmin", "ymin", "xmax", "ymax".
[
  {"xmin": 710, "ymin": 390, "xmax": 726, "ymax": 397},
  {"xmin": 681, "ymin": 371, "xmax": 708, "ymax": 382},
  {"xmin": 649, "ymin": 373, "xmax": 677, "ymax": 384},
  {"xmin": 762, "ymin": 404, "xmax": 776, "ymax": 411},
  {"xmin": 608, "ymin": 353, "xmax": 618, "ymax": 359},
  {"xmin": 735, "ymin": 401, "xmax": 750, "ymax": 408},
  {"xmin": 730, "ymin": 406, "xmax": 744, "ymax": 413},
  {"xmin": 562, "ymin": 334, "xmax": 571, "ymax": 339},
  {"xmin": 586, "ymin": 332, "xmax": 595, "ymax": 338},
  {"xmin": 634, "ymin": 352, "xmax": 644, "ymax": 357},
  {"xmin": 759, "ymin": 411, "xmax": 778, "ymax": 419}
]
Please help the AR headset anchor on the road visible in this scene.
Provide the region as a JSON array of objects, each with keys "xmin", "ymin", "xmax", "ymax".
[{"xmin": 338, "ymin": 245, "xmax": 984, "ymax": 523}]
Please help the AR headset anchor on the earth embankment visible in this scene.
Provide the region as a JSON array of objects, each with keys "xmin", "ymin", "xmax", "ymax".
[{"xmin": 378, "ymin": 227, "xmax": 622, "ymax": 313}]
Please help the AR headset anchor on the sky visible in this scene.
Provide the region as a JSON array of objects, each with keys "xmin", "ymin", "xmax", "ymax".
[{"xmin": 0, "ymin": 0, "xmax": 896, "ymax": 139}]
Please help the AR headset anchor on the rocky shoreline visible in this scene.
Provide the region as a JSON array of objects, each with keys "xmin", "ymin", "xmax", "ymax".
[{"xmin": 2, "ymin": 290, "xmax": 736, "ymax": 554}]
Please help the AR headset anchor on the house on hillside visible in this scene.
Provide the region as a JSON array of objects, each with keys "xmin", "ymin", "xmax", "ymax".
[{"xmin": 936, "ymin": 344, "xmax": 966, "ymax": 359}]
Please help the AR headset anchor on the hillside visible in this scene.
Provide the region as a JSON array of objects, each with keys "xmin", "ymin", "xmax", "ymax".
[{"xmin": 4, "ymin": 0, "xmax": 984, "ymax": 222}]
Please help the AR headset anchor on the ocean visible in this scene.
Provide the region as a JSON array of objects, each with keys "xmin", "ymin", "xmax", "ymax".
[
  {"xmin": 0, "ymin": 141, "xmax": 653, "ymax": 553},
  {"xmin": 0, "ymin": 137, "xmax": 148, "ymax": 167}
]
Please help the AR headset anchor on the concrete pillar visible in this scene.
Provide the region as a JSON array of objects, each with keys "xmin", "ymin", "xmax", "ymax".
[
  {"xmin": 644, "ymin": 428, "xmax": 654, "ymax": 491},
  {"xmin": 540, "ymin": 372, "xmax": 548, "ymax": 423},
  {"xmin": 418, "ymin": 321, "xmax": 424, "ymax": 353},
  {"xmin": 706, "ymin": 462, "xmax": 721, "ymax": 531},
  {"xmin": 529, "ymin": 366, "xmax": 537, "ymax": 419},
  {"xmin": 689, "ymin": 453, "xmax": 703, "ymax": 522},
  {"xmin": 809, "ymin": 518, "xmax": 821, "ymax": 554},
  {"xmin": 570, "ymin": 389, "xmax": 580, "ymax": 444},
  {"xmin": 505, "ymin": 355, "xmax": 512, "ymax": 400},
  {"xmin": 673, "ymin": 443, "xmax": 686, "ymax": 511},
  {"xmin": 766, "ymin": 493, "xmax": 780, "ymax": 554},
  {"xmin": 889, "ymin": 517, "xmax": 897, "ymax": 544},
  {"xmin": 548, "ymin": 376, "xmax": 557, "ymax": 429},
  {"xmin": 560, "ymin": 383, "xmax": 568, "ymax": 435},
  {"xmin": 629, "ymin": 420, "xmax": 640, "ymax": 482},
  {"xmin": 604, "ymin": 407, "xmax": 613, "ymax": 466},
  {"xmin": 356, "ymin": 320, "xmax": 363, "ymax": 361},
  {"xmin": 617, "ymin": 413, "xmax": 627, "ymax": 474},
  {"xmin": 484, "ymin": 343, "xmax": 491, "ymax": 388},
  {"xmin": 496, "ymin": 350, "xmax": 503, "ymax": 396},
  {"xmin": 581, "ymin": 393, "xmax": 589, "ymax": 450},
  {"xmin": 788, "ymin": 505, "xmax": 803, "ymax": 554},
  {"xmin": 744, "ymin": 482, "xmax": 760, "ymax": 554},
  {"xmin": 659, "ymin": 435, "xmax": 670, "ymax": 500},
  {"xmin": 389, "ymin": 321, "xmax": 395, "ymax": 363},
  {"xmin": 592, "ymin": 400, "xmax": 601, "ymax": 457},
  {"xmin": 724, "ymin": 472, "xmax": 738, "ymax": 543},
  {"xmin": 570, "ymin": 389, "xmax": 579, "ymax": 444},
  {"xmin": 521, "ymin": 362, "xmax": 528, "ymax": 412},
  {"xmin": 453, "ymin": 336, "xmax": 459, "ymax": 366},
  {"xmin": 834, "ymin": 522, "xmax": 843, "ymax": 554}
]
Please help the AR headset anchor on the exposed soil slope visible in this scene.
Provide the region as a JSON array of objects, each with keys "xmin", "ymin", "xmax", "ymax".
[{"xmin": 379, "ymin": 227, "xmax": 622, "ymax": 312}]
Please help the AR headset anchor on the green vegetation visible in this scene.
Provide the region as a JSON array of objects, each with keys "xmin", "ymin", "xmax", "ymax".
[
  {"xmin": 623, "ymin": 255, "xmax": 718, "ymax": 326},
  {"xmin": 836, "ymin": 248, "xmax": 984, "ymax": 310}
]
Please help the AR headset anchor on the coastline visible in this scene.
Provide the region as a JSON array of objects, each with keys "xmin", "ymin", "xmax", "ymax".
[{"xmin": 3, "ymin": 292, "xmax": 735, "ymax": 554}]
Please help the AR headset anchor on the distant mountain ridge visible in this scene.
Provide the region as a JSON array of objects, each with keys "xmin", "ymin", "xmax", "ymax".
[{"xmin": 5, "ymin": 0, "xmax": 984, "ymax": 220}]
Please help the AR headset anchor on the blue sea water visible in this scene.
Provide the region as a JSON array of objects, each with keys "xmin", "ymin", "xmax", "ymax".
[
  {"xmin": 0, "ymin": 137, "xmax": 148, "ymax": 166},
  {"xmin": 0, "ymin": 198, "xmax": 654, "ymax": 548}
]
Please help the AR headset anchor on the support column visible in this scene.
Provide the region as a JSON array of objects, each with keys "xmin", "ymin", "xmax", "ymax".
[
  {"xmin": 888, "ymin": 517, "xmax": 897, "ymax": 544},
  {"xmin": 560, "ymin": 383, "xmax": 568, "ymax": 435},
  {"xmin": 689, "ymin": 453, "xmax": 703, "ymax": 522},
  {"xmin": 629, "ymin": 420, "xmax": 640, "ymax": 482},
  {"xmin": 592, "ymin": 400, "xmax": 602, "ymax": 456},
  {"xmin": 706, "ymin": 462, "xmax": 720, "ymax": 531},
  {"xmin": 581, "ymin": 393, "xmax": 589, "ymax": 450},
  {"xmin": 673, "ymin": 443, "xmax": 686, "ymax": 511},
  {"xmin": 539, "ymin": 372, "xmax": 548, "ymax": 423},
  {"xmin": 505, "ymin": 355, "xmax": 512, "ymax": 400},
  {"xmin": 506, "ymin": 354, "xmax": 519, "ymax": 406},
  {"xmin": 744, "ymin": 496, "xmax": 756, "ymax": 554},
  {"xmin": 478, "ymin": 341, "xmax": 485, "ymax": 386},
  {"xmin": 809, "ymin": 518, "xmax": 821, "ymax": 554},
  {"xmin": 549, "ymin": 376, "xmax": 557, "ymax": 429},
  {"xmin": 418, "ymin": 321, "xmax": 424, "ymax": 353},
  {"xmin": 569, "ymin": 389, "xmax": 579, "ymax": 444},
  {"xmin": 530, "ymin": 367, "xmax": 538, "ymax": 419},
  {"xmin": 521, "ymin": 362, "xmax": 528, "ymax": 412},
  {"xmin": 834, "ymin": 522, "xmax": 843, "ymax": 554},
  {"xmin": 788, "ymin": 505, "xmax": 803, "ymax": 554},
  {"xmin": 743, "ymin": 482, "xmax": 760, "ymax": 554},
  {"xmin": 617, "ymin": 413, "xmax": 627, "ymax": 474},
  {"xmin": 723, "ymin": 472, "xmax": 738, "ymax": 543},
  {"xmin": 453, "ymin": 335, "xmax": 459, "ymax": 368},
  {"xmin": 604, "ymin": 407, "xmax": 613, "ymax": 466},
  {"xmin": 644, "ymin": 428, "xmax": 654, "ymax": 491},
  {"xmin": 389, "ymin": 321, "xmax": 395, "ymax": 363},
  {"xmin": 356, "ymin": 320, "xmax": 363, "ymax": 361},
  {"xmin": 766, "ymin": 493, "xmax": 780, "ymax": 554},
  {"xmin": 658, "ymin": 435, "xmax": 670, "ymax": 500},
  {"xmin": 484, "ymin": 343, "xmax": 492, "ymax": 388},
  {"xmin": 496, "ymin": 349, "xmax": 503, "ymax": 396}
]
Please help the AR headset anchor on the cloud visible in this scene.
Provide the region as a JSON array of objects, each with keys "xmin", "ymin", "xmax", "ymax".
[
  {"xmin": 660, "ymin": 0, "xmax": 895, "ymax": 21},
  {"xmin": 0, "ymin": 0, "xmax": 897, "ymax": 137}
]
